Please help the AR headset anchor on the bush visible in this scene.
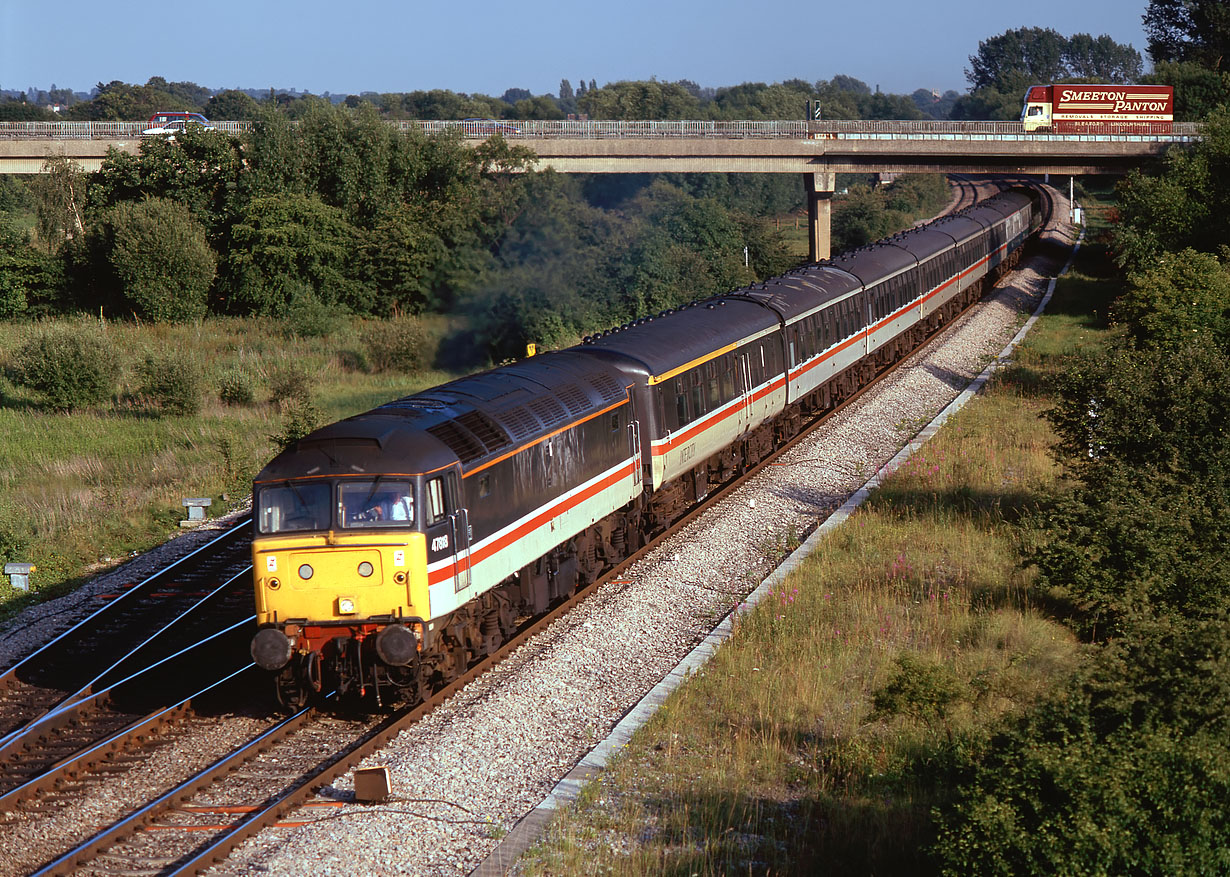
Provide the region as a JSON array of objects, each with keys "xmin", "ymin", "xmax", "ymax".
[
  {"xmin": 280, "ymin": 283, "xmax": 347, "ymax": 338},
  {"xmin": 268, "ymin": 365, "xmax": 312, "ymax": 406},
  {"xmin": 931, "ymin": 618, "xmax": 1230, "ymax": 875},
  {"xmin": 871, "ymin": 652, "xmax": 965, "ymax": 721},
  {"xmin": 218, "ymin": 370, "xmax": 256, "ymax": 406},
  {"xmin": 107, "ymin": 197, "xmax": 216, "ymax": 323},
  {"xmin": 269, "ymin": 398, "xmax": 322, "ymax": 450},
  {"xmin": 359, "ymin": 317, "xmax": 430, "ymax": 372},
  {"xmin": 9, "ymin": 324, "xmax": 119, "ymax": 411},
  {"xmin": 134, "ymin": 353, "xmax": 202, "ymax": 416},
  {"xmin": 0, "ymin": 272, "xmax": 26, "ymax": 320}
]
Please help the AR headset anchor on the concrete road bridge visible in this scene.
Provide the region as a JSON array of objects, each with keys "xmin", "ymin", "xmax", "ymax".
[{"xmin": 0, "ymin": 119, "xmax": 1199, "ymax": 258}]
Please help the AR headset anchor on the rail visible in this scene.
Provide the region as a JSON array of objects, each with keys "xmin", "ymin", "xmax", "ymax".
[{"xmin": 0, "ymin": 119, "xmax": 1205, "ymax": 142}]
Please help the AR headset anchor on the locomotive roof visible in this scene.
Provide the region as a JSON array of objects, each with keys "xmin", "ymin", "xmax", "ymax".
[
  {"xmin": 256, "ymin": 350, "xmax": 633, "ymax": 479},
  {"xmin": 577, "ymin": 297, "xmax": 779, "ymax": 381}
]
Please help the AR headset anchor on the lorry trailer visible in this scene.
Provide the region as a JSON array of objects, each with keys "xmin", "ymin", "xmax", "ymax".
[{"xmin": 1021, "ymin": 84, "xmax": 1174, "ymax": 134}]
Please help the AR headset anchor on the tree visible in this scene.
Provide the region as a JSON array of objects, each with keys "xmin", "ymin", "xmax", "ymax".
[
  {"xmin": 63, "ymin": 79, "xmax": 181, "ymax": 121},
  {"xmin": 89, "ymin": 125, "xmax": 245, "ymax": 239},
  {"xmin": 963, "ymin": 27, "xmax": 1142, "ymax": 124},
  {"xmin": 204, "ymin": 89, "xmax": 262, "ymax": 120},
  {"xmin": 1030, "ymin": 341, "xmax": 1230, "ymax": 635},
  {"xmin": 0, "ymin": 100, "xmax": 55, "ymax": 121},
  {"xmin": 558, "ymin": 78, "xmax": 576, "ymax": 115},
  {"xmin": 222, "ymin": 192, "xmax": 362, "ymax": 315},
  {"xmin": 9, "ymin": 325, "xmax": 119, "ymax": 411},
  {"xmin": 932, "ymin": 617, "xmax": 1230, "ymax": 873},
  {"xmin": 1113, "ymin": 106, "xmax": 1230, "ymax": 269},
  {"xmin": 830, "ymin": 74, "xmax": 871, "ymax": 95},
  {"xmin": 512, "ymin": 96, "xmax": 565, "ymax": 120},
  {"xmin": 1113, "ymin": 248, "xmax": 1230, "ymax": 350},
  {"xmin": 577, "ymin": 80, "xmax": 701, "ymax": 119},
  {"xmin": 711, "ymin": 81, "xmax": 817, "ymax": 120},
  {"xmin": 0, "ymin": 223, "xmax": 62, "ymax": 318},
  {"xmin": 240, "ymin": 107, "xmax": 306, "ymax": 199},
  {"xmin": 1144, "ymin": 61, "xmax": 1230, "ymax": 120},
  {"xmin": 1145, "ymin": 0, "xmax": 1230, "ymax": 70},
  {"xmin": 1064, "ymin": 32, "xmax": 1143, "ymax": 81},
  {"xmin": 31, "ymin": 155, "xmax": 86, "ymax": 253},
  {"xmin": 966, "ymin": 27, "xmax": 1070, "ymax": 92},
  {"xmin": 106, "ymin": 198, "xmax": 216, "ymax": 322}
]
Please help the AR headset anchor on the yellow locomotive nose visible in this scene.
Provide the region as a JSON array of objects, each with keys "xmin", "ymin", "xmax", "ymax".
[{"xmin": 255, "ymin": 531, "xmax": 430, "ymax": 628}]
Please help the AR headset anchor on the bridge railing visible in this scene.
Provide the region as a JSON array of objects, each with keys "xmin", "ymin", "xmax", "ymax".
[
  {"xmin": 0, "ymin": 121, "xmax": 250, "ymax": 139},
  {"xmin": 0, "ymin": 119, "xmax": 1205, "ymax": 141}
]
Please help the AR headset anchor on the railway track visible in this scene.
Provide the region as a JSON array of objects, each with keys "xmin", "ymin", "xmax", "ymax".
[
  {"xmin": 7, "ymin": 178, "xmax": 1056, "ymax": 875},
  {"xmin": 0, "ymin": 523, "xmax": 260, "ymax": 817},
  {"xmin": 0, "ymin": 522, "xmax": 253, "ymax": 735}
]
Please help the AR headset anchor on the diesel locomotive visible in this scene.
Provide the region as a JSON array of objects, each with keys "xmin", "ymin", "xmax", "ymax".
[{"xmin": 249, "ymin": 188, "xmax": 1041, "ymax": 707}]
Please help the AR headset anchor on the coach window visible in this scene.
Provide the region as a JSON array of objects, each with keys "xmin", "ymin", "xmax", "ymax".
[
  {"xmin": 721, "ymin": 359, "xmax": 736, "ymax": 399},
  {"xmin": 706, "ymin": 362, "xmax": 721, "ymax": 408},
  {"xmin": 675, "ymin": 378, "xmax": 689, "ymax": 426},
  {"xmin": 690, "ymin": 371, "xmax": 704, "ymax": 418}
]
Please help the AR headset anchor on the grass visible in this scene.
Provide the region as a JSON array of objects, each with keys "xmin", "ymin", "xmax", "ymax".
[
  {"xmin": 517, "ymin": 236, "xmax": 1120, "ymax": 874},
  {"xmin": 0, "ymin": 313, "xmax": 457, "ymax": 620}
]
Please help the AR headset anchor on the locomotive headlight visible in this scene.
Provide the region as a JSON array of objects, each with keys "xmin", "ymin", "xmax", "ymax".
[
  {"xmin": 337, "ymin": 596, "xmax": 357, "ymax": 615},
  {"xmin": 357, "ymin": 561, "xmax": 374, "ymax": 578},
  {"xmin": 298, "ymin": 563, "xmax": 314, "ymax": 580}
]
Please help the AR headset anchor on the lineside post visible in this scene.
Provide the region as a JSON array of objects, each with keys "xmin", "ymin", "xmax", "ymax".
[{"xmin": 805, "ymin": 171, "xmax": 836, "ymax": 262}]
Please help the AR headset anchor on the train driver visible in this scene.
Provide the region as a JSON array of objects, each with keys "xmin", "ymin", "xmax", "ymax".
[{"xmin": 360, "ymin": 487, "xmax": 414, "ymax": 523}]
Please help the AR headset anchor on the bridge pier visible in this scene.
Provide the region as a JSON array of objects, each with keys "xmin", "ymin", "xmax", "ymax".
[{"xmin": 805, "ymin": 172, "xmax": 835, "ymax": 262}]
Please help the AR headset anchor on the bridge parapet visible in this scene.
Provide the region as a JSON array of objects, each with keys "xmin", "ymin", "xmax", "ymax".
[
  {"xmin": 0, "ymin": 119, "xmax": 1204, "ymax": 142},
  {"xmin": 0, "ymin": 119, "xmax": 1200, "ymax": 176}
]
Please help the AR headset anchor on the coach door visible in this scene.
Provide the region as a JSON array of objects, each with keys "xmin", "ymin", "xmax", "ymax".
[
  {"xmin": 628, "ymin": 420, "xmax": 642, "ymax": 486},
  {"xmin": 426, "ymin": 470, "xmax": 471, "ymax": 594},
  {"xmin": 737, "ymin": 351, "xmax": 754, "ymax": 434}
]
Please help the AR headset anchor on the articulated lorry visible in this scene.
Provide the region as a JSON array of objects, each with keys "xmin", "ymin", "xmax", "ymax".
[{"xmin": 1021, "ymin": 84, "xmax": 1174, "ymax": 134}]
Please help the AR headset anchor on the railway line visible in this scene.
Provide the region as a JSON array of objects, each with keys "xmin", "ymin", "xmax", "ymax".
[{"xmin": 0, "ymin": 178, "xmax": 1061, "ymax": 876}]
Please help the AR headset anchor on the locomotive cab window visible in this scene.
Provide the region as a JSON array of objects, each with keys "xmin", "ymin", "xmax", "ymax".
[
  {"xmin": 341, "ymin": 479, "xmax": 414, "ymax": 528},
  {"xmin": 427, "ymin": 476, "xmax": 448, "ymax": 525},
  {"xmin": 257, "ymin": 481, "xmax": 331, "ymax": 534}
]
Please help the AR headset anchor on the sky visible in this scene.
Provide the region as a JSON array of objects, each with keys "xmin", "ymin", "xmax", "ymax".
[{"xmin": 1, "ymin": 0, "xmax": 1151, "ymax": 100}]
